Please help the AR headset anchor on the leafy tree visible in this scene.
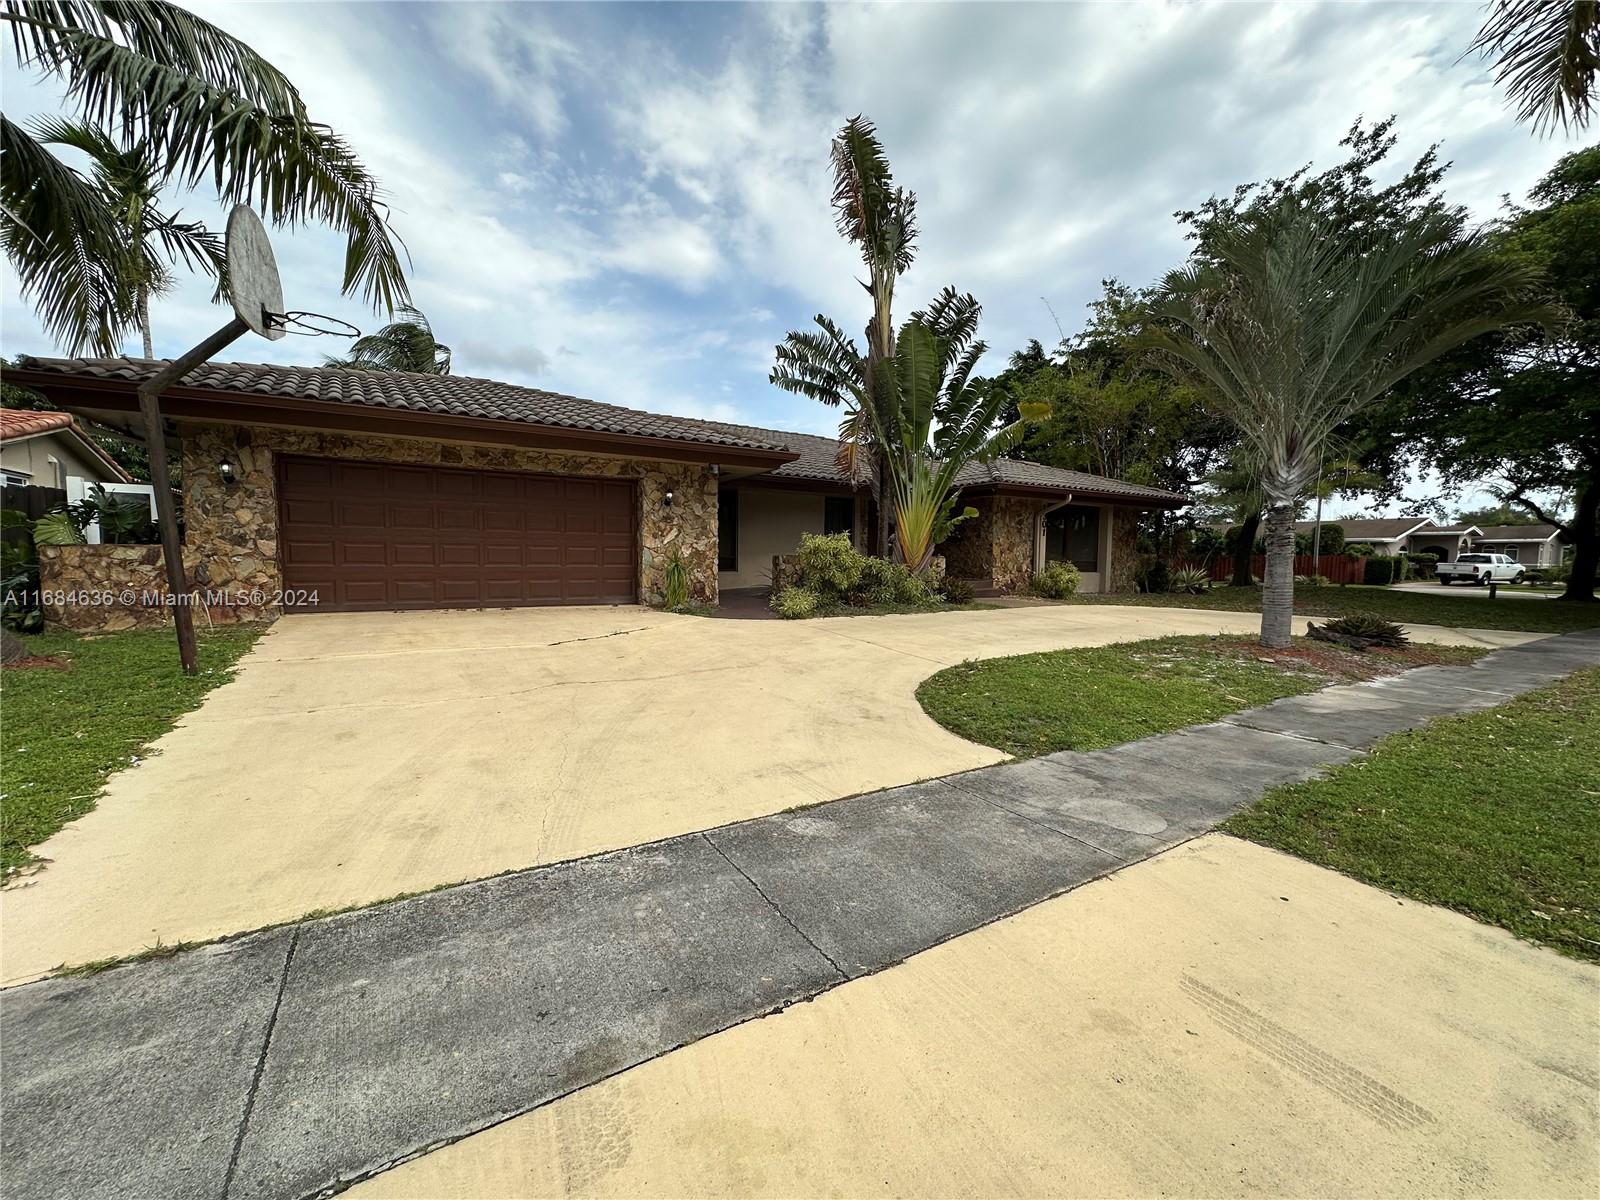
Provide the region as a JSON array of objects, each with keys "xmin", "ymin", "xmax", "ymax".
[
  {"xmin": 985, "ymin": 281, "xmax": 1232, "ymax": 495},
  {"xmin": 770, "ymin": 116, "xmax": 979, "ymax": 557},
  {"xmin": 1384, "ymin": 146, "xmax": 1600, "ymax": 600},
  {"xmin": 1454, "ymin": 500, "xmax": 1547, "ymax": 526},
  {"xmin": 325, "ymin": 306, "xmax": 452, "ymax": 374},
  {"xmin": 1471, "ymin": 1, "xmax": 1600, "ymax": 133},
  {"xmin": 1144, "ymin": 195, "xmax": 1552, "ymax": 646},
  {"xmin": 2, "ymin": 0, "xmax": 409, "ymax": 355}
]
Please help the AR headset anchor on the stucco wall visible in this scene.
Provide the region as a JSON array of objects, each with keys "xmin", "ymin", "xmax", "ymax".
[
  {"xmin": 0, "ymin": 431, "xmax": 108, "ymax": 488},
  {"xmin": 720, "ymin": 486, "xmax": 834, "ymax": 590}
]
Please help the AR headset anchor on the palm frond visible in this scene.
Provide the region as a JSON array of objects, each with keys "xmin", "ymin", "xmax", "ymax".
[
  {"xmin": 0, "ymin": 115, "xmax": 135, "ymax": 353},
  {"xmin": 1471, "ymin": 0, "xmax": 1600, "ymax": 133},
  {"xmin": 2, "ymin": 0, "xmax": 410, "ymax": 331},
  {"xmin": 325, "ymin": 305, "xmax": 450, "ymax": 373}
]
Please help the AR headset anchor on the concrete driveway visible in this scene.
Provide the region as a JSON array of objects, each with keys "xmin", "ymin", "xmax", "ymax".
[
  {"xmin": 354, "ymin": 835, "xmax": 1600, "ymax": 1200},
  {"xmin": 0, "ymin": 604, "xmax": 1544, "ymax": 982}
]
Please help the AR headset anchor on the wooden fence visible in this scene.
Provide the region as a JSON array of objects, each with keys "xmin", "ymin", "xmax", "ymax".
[
  {"xmin": 1171, "ymin": 552, "xmax": 1368, "ymax": 585},
  {"xmin": 1, "ymin": 484, "xmax": 67, "ymax": 549}
]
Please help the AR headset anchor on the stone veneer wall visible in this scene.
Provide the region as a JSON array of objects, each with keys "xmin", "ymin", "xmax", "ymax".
[
  {"xmin": 37, "ymin": 545, "xmax": 176, "ymax": 631},
  {"xmin": 989, "ymin": 497, "xmax": 1046, "ymax": 592},
  {"xmin": 936, "ymin": 504, "xmax": 994, "ymax": 581},
  {"xmin": 180, "ymin": 424, "xmax": 720, "ymax": 616},
  {"xmin": 1110, "ymin": 506, "xmax": 1142, "ymax": 594}
]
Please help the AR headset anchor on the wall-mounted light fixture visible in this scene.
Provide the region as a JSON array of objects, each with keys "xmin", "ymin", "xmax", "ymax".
[
  {"xmin": 663, "ymin": 488, "xmax": 675, "ymax": 508},
  {"xmin": 218, "ymin": 460, "xmax": 237, "ymax": 486}
]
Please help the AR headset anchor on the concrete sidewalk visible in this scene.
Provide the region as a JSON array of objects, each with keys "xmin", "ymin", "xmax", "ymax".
[{"xmin": 3, "ymin": 630, "xmax": 1596, "ymax": 1200}]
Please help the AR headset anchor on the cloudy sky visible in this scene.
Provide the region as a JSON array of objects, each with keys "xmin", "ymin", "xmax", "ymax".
[{"xmin": 2, "ymin": 1, "xmax": 1587, "ymax": 513}]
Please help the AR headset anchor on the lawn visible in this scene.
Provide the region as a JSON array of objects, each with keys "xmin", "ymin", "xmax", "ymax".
[
  {"xmin": 1225, "ymin": 669, "xmax": 1600, "ymax": 963},
  {"xmin": 1, "ymin": 627, "xmax": 261, "ymax": 877},
  {"xmin": 916, "ymin": 634, "xmax": 1488, "ymax": 758},
  {"xmin": 1061, "ymin": 583, "xmax": 1600, "ymax": 635}
]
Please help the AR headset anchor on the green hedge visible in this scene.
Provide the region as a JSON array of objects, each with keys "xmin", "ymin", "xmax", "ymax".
[{"xmin": 1363, "ymin": 554, "xmax": 1404, "ymax": 585}]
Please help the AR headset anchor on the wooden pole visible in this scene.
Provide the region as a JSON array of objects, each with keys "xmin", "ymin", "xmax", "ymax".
[{"xmin": 138, "ymin": 317, "xmax": 249, "ymax": 675}]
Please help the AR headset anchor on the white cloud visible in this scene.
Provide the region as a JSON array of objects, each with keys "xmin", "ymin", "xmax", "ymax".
[{"xmin": 1, "ymin": 0, "xmax": 1587, "ymax": 522}]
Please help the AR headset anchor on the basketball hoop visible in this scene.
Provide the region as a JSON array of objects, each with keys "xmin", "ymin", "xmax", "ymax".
[
  {"xmin": 225, "ymin": 205, "xmax": 285, "ymax": 341},
  {"xmin": 144, "ymin": 204, "xmax": 365, "ymax": 674},
  {"xmin": 266, "ymin": 310, "xmax": 360, "ymax": 338}
]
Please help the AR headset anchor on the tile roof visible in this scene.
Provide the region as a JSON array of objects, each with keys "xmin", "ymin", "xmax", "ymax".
[
  {"xmin": 1474, "ymin": 524, "xmax": 1563, "ymax": 541},
  {"xmin": 1292, "ymin": 517, "xmax": 1433, "ymax": 540},
  {"xmin": 0, "ymin": 408, "xmax": 73, "ymax": 441},
  {"xmin": 12, "ymin": 357, "xmax": 791, "ymax": 453},
  {"xmin": 11, "ymin": 357, "xmax": 1187, "ymax": 505},
  {"xmin": 701, "ymin": 420, "xmax": 1186, "ymax": 503},
  {"xmin": 955, "ymin": 458, "xmax": 1188, "ymax": 504}
]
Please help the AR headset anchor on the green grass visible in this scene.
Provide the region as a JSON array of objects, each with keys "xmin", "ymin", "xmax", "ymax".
[
  {"xmin": 1060, "ymin": 583, "xmax": 1600, "ymax": 634},
  {"xmin": 916, "ymin": 634, "xmax": 1487, "ymax": 758},
  {"xmin": 1, "ymin": 627, "xmax": 261, "ymax": 877},
  {"xmin": 1225, "ymin": 669, "xmax": 1600, "ymax": 962}
]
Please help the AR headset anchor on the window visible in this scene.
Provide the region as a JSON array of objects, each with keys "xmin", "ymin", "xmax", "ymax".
[
  {"xmin": 824, "ymin": 495, "xmax": 855, "ymax": 539},
  {"xmin": 1502, "ymin": 546, "xmax": 1519, "ymax": 562},
  {"xmin": 717, "ymin": 489, "xmax": 738, "ymax": 572},
  {"xmin": 1, "ymin": 469, "xmax": 30, "ymax": 487},
  {"xmin": 1045, "ymin": 505, "xmax": 1100, "ymax": 572}
]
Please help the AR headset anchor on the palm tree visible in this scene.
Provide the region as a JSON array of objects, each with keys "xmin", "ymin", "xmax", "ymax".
[
  {"xmin": 871, "ymin": 317, "xmax": 1045, "ymax": 572},
  {"xmin": 1144, "ymin": 197, "xmax": 1553, "ymax": 647},
  {"xmin": 325, "ymin": 306, "xmax": 451, "ymax": 374},
  {"xmin": 31, "ymin": 119, "xmax": 226, "ymax": 358},
  {"xmin": 771, "ymin": 115, "xmax": 978, "ymax": 555},
  {"xmin": 1, "ymin": 0, "xmax": 409, "ymax": 356},
  {"xmin": 1472, "ymin": 1, "xmax": 1600, "ymax": 133}
]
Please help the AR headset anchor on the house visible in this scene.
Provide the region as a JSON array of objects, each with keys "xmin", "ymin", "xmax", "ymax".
[
  {"xmin": 1471, "ymin": 524, "xmax": 1569, "ymax": 567},
  {"xmin": 1292, "ymin": 517, "xmax": 1480, "ymax": 562},
  {"xmin": 0, "ymin": 408, "xmax": 133, "ymax": 490},
  {"xmin": 5, "ymin": 357, "xmax": 1185, "ymax": 627}
]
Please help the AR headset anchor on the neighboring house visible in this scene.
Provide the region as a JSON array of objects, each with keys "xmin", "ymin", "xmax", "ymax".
[
  {"xmin": 1292, "ymin": 517, "xmax": 1480, "ymax": 563},
  {"xmin": 1471, "ymin": 524, "xmax": 1570, "ymax": 567},
  {"xmin": 7, "ymin": 357, "xmax": 1185, "ymax": 623},
  {"xmin": 0, "ymin": 408, "xmax": 132, "ymax": 489}
]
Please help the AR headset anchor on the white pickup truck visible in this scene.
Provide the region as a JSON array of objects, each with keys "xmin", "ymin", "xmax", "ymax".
[{"xmin": 1436, "ymin": 553, "xmax": 1525, "ymax": 585}]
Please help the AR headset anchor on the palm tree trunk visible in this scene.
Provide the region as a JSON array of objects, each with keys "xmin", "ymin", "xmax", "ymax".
[
  {"xmin": 1231, "ymin": 511, "xmax": 1260, "ymax": 587},
  {"xmin": 1260, "ymin": 501, "xmax": 1296, "ymax": 647},
  {"xmin": 138, "ymin": 284, "xmax": 153, "ymax": 359}
]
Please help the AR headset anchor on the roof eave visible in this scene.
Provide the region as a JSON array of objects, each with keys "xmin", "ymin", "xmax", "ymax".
[
  {"xmin": 7, "ymin": 370, "xmax": 801, "ymax": 472},
  {"xmin": 960, "ymin": 481, "xmax": 1188, "ymax": 508}
]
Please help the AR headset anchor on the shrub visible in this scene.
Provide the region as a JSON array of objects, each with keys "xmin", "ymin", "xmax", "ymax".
[
  {"xmin": 770, "ymin": 586, "xmax": 820, "ymax": 619},
  {"xmin": 1314, "ymin": 613, "xmax": 1410, "ymax": 648},
  {"xmin": 1293, "ymin": 573, "xmax": 1333, "ymax": 587},
  {"xmin": 1363, "ymin": 554, "xmax": 1401, "ymax": 585},
  {"xmin": 1314, "ymin": 522, "xmax": 1344, "ymax": 557},
  {"xmin": 1406, "ymin": 552, "xmax": 1440, "ymax": 580},
  {"xmin": 1345, "ymin": 542, "xmax": 1376, "ymax": 558},
  {"xmin": 1030, "ymin": 561, "xmax": 1081, "ymax": 599},
  {"xmin": 1168, "ymin": 566, "xmax": 1211, "ymax": 594},
  {"xmin": 793, "ymin": 532, "xmax": 865, "ymax": 596},
  {"xmin": 662, "ymin": 550, "xmax": 690, "ymax": 609},
  {"xmin": 938, "ymin": 576, "xmax": 976, "ymax": 604},
  {"xmin": 1136, "ymin": 559, "xmax": 1170, "ymax": 594}
]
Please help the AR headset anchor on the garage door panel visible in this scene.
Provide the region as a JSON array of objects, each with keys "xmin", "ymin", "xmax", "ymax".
[
  {"xmin": 336, "ymin": 501, "xmax": 386, "ymax": 528},
  {"xmin": 391, "ymin": 542, "xmax": 437, "ymax": 566},
  {"xmin": 340, "ymin": 542, "xmax": 388, "ymax": 566},
  {"xmin": 279, "ymin": 456, "xmax": 637, "ymax": 611}
]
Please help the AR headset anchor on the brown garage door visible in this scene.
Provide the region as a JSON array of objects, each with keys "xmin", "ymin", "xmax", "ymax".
[{"xmin": 278, "ymin": 456, "xmax": 637, "ymax": 611}]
